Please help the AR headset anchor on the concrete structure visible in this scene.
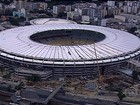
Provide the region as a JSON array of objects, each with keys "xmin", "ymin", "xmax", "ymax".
[
  {"xmin": 101, "ymin": 19, "xmax": 107, "ymax": 26},
  {"xmin": 81, "ymin": 16, "xmax": 90, "ymax": 23},
  {"xmin": 44, "ymin": 82, "xmax": 64, "ymax": 104},
  {"xmin": 65, "ymin": 5, "xmax": 71, "ymax": 12},
  {"xmin": 53, "ymin": 5, "xmax": 65, "ymax": 14},
  {"xmin": 67, "ymin": 11, "xmax": 80, "ymax": 20},
  {"xmin": 114, "ymin": 15, "xmax": 126, "ymax": 22},
  {"xmin": 0, "ymin": 24, "xmax": 139, "ymax": 77},
  {"xmin": 15, "ymin": 67, "xmax": 52, "ymax": 79},
  {"xmin": 107, "ymin": 1, "xmax": 115, "ymax": 7},
  {"xmin": 30, "ymin": 18, "xmax": 77, "ymax": 25},
  {"xmin": 119, "ymin": 13, "xmax": 140, "ymax": 22},
  {"xmin": 13, "ymin": 11, "xmax": 25, "ymax": 18},
  {"xmin": 20, "ymin": 8, "xmax": 26, "ymax": 17},
  {"xmin": 13, "ymin": 0, "xmax": 27, "ymax": 10}
]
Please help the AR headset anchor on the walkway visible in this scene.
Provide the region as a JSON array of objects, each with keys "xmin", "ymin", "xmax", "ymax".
[{"xmin": 43, "ymin": 82, "xmax": 65, "ymax": 104}]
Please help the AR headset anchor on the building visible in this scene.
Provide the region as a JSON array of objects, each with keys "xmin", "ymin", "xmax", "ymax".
[
  {"xmin": 108, "ymin": 7, "xmax": 121, "ymax": 16},
  {"xmin": 67, "ymin": 11, "xmax": 80, "ymax": 20},
  {"xmin": 114, "ymin": 15, "xmax": 126, "ymax": 22},
  {"xmin": 53, "ymin": 5, "xmax": 65, "ymax": 14},
  {"xmin": 13, "ymin": 0, "xmax": 27, "ymax": 10},
  {"xmin": 81, "ymin": 15, "xmax": 90, "ymax": 24},
  {"xmin": 13, "ymin": 11, "xmax": 25, "ymax": 18},
  {"xmin": 0, "ymin": 24, "xmax": 139, "ymax": 78},
  {"xmin": 101, "ymin": 19, "xmax": 108, "ymax": 26},
  {"xmin": 30, "ymin": 18, "xmax": 77, "ymax": 25},
  {"xmin": 65, "ymin": 5, "xmax": 71, "ymax": 12},
  {"xmin": 107, "ymin": 1, "xmax": 115, "ymax": 7},
  {"xmin": 87, "ymin": 7, "xmax": 96, "ymax": 18}
]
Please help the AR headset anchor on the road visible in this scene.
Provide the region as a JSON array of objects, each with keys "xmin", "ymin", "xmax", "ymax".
[{"xmin": 22, "ymin": 87, "xmax": 136, "ymax": 105}]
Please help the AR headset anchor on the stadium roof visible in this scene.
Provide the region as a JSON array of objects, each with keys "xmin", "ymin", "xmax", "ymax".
[
  {"xmin": 30, "ymin": 18, "xmax": 77, "ymax": 25},
  {"xmin": 0, "ymin": 24, "xmax": 139, "ymax": 66}
]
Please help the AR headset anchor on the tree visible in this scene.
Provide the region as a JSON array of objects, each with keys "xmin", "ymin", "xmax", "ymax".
[
  {"xmin": 2, "ymin": 73, "xmax": 11, "ymax": 80},
  {"xmin": 128, "ymin": 27, "xmax": 137, "ymax": 34},
  {"xmin": 0, "ymin": 66, "xmax": 4, "ymax": 75},
  {"xmin": 26, "ymin": 74, "xmax": 41, "ymax": 83},
  {"xmin": 104, "ymin": 14, "xmax": 114, "ymax": 18},
  {"xmin": 19, "ymin": 16, "xmax": 26, "ymax": 22},
  {"xmin": 15, "ymin": 82, "xmax": 24, "ymax": 90},
  {"xmin": 7, "ymin": 85, "xmax": 12, "ymax": 92},
  {"xmin": 117, "ymin": 89, "xmax": 126, "ymax": 101},
  {"xmin": 132, "ymin": 70, "xmax": 138, "ymax": 83},
  {"xmin": 5, "ymin": 9, "xmax": 13, "ymax": 16},
  {"xmin": 57, "ymin": 12, "xmax": 67, "ymax": 18},
  {"xmin": 9, "ymin": 17, "xmax": 20, "ymax": 26}
]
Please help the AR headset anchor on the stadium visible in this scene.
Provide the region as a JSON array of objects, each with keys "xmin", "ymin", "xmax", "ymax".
[
  {"xmin": 30, "ymin": 18, "xmax": 77, "ymax": 25},
  {"xmin": 0, "ymin": 24, "xmax": 140, "ymax": 78}
]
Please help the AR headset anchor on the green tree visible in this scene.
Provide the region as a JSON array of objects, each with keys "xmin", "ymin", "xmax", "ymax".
[
  {"xmin": 26, "ymin": 74, "xmax": 41, "ymax": 83},
  {"xmin": 57, "ymin": 12, "xmax": 67, "ymax": 18},
  {"xmin": 7, "ymin": 85, "xmax": 12, "ymax": 92},
  {"xmin": 15, "ymin": 82, "xmax": 24, "ymax": 90},
  {"xmin": 128, "ymin": 27, "xmax": 137, "ymax": 34},
  {"xmin": 2, "ymin": 73, "xmax": 11, "ymax": 80},
  {"xmin": 117, "ymin": 89, "xmax": 126, "ymax": 101},
  {"xmin": 132, "ymin": 70, "xmax": 138, "ymax": 83},
  {"xmin": 9, "ymin": 17, "xmax": 20, "ymax": 26},
  {"xmin": 0, "ymin": 66, "xmax": 4, "ymax": 75}
]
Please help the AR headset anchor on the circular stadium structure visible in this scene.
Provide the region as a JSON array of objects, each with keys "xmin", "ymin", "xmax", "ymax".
[
  {"xmin": 0, "ymin": 24, "xmax": 140, "ymax": 77},
  {"xmin": 30, "ymin": 18, "xmax": 77, "ymax": 25}
]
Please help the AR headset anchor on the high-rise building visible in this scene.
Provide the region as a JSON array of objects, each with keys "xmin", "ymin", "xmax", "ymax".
[
  {"xmin": 65, "ymin": 5, "xmax": 71, "ymax": 12},
  {"xmin": 13, "ymin": 0, "xmax": 27, "ymax": 10},
  {"xmin": 53, "ymin": 5, "xmax": 65, "ymax": 14},
  {"xmin": 107, "ymin": 1, "xmax": 115, "ymax": 7}
]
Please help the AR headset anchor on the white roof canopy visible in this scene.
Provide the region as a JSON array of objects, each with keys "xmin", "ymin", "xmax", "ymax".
[{"xmin": 0, "ymin": 24, "xmax": 139, "ymax": 66}]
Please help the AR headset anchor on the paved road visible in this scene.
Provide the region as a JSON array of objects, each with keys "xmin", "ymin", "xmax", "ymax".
[
  {"xmin": 24, "ymin": 87, "xmax": 136, "ymax": 105},
  {"xmin": 54, "ymin": 93, "xmax": 134, "ymax": 105}
]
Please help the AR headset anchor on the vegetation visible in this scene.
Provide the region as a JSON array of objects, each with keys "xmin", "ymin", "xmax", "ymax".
[
  {"xmin": 57, "ymin": 12, "xmax": 67, "ymax": 18},
  {"xmin": 0, "ymin": 66, "xmax": 4, "ymax": 75},
  {"xmin": 117, "ymin": 89, "xmax": 126, "ymax": 101},
  {"xmin": 132, "ymin": 70, "xmax": 139, "ymax": 83},
  {"xmin": 7, "ymin": 85, "xmax": 12, "ymax": 92},
  {"xmin": 15, "ymin": 82, "xmax": 24, "ymax": 90},
  {"xmin": 2, "ymin": 73, "xmax": 11, "ymax": 80},
  {"xmin": 9, "ymin": 17, "xmax": 20, "ymax": 26},
  {"xmin": 128, "ymin": 27, "xmax": 137, "ymax": 34},
  {"xmin": 104, "ymin": 14, "xmax": 114, "ymax": 18},
  {"xmin": 26, "ymin": 74, "xmax": 41, "ymax": 83},
  {"xmin": 4, "ymin": 9, "xmax": 13, "ymax": 16}
]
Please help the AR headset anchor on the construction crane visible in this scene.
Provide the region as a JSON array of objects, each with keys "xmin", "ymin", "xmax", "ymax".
[{"xmin": 93, "ymin": 42, "xmax": 103, "ymax": 84}]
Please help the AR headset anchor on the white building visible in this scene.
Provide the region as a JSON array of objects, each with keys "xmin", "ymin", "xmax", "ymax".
[
  {"xmin": 53, "ymin": 6, "xmax": 58, "ymax": 14},
  {"xmin": 13, "ymin": 0, "xmax": 27, "ymax": 10},
  {"xmin": 107, "ymin": 1, "xmax": 115, "ymax": 7},
  {"xmin": 101, "ymin": 19, "xmax": 108, "ymax": 26},
  {"xmin": 87, "ymin": 8, "xmax": 96, "ymax": 18},
  {"xmin": 20, "ymin": 8, "xmax": 26, "ymax": 17},
  {"xmin": 81, "ymin": 16, "xmax": 90, "ymax": 23},
  {"xmin": 75, "ymin": 8, "xmax": 82, "ymax": 16},
  {"xmin": 38, "ymin": 2, "xmax": 48, "ymax": 10},
  {"xmin": 65, "ymin": 5, "xmax": 71, "ymax": 12},
  {"xmin": 67, "ymin": 11, "xmax": 80, "ymax": 20},
  {"xmin": 118, "ymin": 2, "xmax": 123, "ymax": 7},
  {"xmin": 67, "ymin": 11, "xmax": 74, "ymax": 20},
  {"xmin": 53, "ymin": 5, "xmax": 65, "ymax": 14},
  {"xmin": 114, "ymin": 15, "xmax": 126, "ymax": 22},
  {"xmin": 123, "ymin": 6, "xmax": 128, "ymax": 13}
]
